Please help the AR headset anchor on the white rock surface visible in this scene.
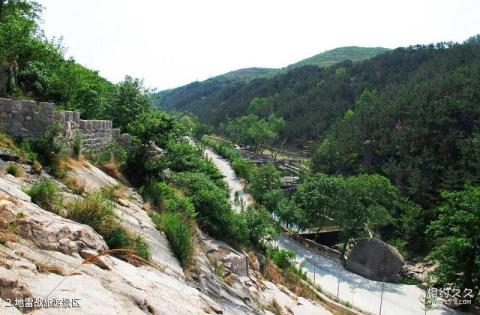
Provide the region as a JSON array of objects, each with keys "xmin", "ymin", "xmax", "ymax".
[
  {"xmin": 66, "ymin": 159, "xmax": 118, "ymax": 192},
  {"xmin": 262, "ymin": 281, "xmax": 331, "ymax": 315},
  {"xmin": 0, "ymin": 158, "xmax": 332, "ymax": 315}
]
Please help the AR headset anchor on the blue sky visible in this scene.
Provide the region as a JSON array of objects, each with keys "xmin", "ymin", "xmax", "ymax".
[{"xmin": 38, "ymin": 0, "xmax": 480, "ymax": 91}]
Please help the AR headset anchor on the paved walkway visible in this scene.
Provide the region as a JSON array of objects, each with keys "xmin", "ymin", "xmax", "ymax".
[{"xmin": 278, "ymin": 235, "xmax": 459, "ymax": 315}]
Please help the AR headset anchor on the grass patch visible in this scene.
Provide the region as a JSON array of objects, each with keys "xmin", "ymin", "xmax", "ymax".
[
  {"xmin": 26, "ymin": 180, "xmax": 62, "ymax": 213},
  {"xmin": 67, "ymin": 192, "xmax": 151, "ymax": 261},
  {"xmin": 150, "ymin": 211, "xmax": 193, "ymax": 268},
  {"xmin": 266, "ymin": 298, "xmax": 284, "ymax": 315},
  {"xmin": 0, "ymin": 133, "xmax": 19, "ymax": 152},
  {"xmin": 63, "ymin": 175, "xmax": 86, "ymax": 195},
  {"xmin": 98, "ymin": 162, "xmax": 124, "ymax": 181},
  {"xmin": 100, "ymin": 184, "xmax": 127, "ymax": 202},
  {"xmin": 6, "ymin": 162, "xmax": 22, "ymax": 177},
  {"xmin": 264, "ymin": 247, "xmax": 319, "ymax": 302},
  {"xmin": 36, "ymin": 261, "xmax": 66, "ymax": 275}
]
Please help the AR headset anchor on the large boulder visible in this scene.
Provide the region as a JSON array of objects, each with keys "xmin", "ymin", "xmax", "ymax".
[{"xmin": 346, "ymin": 238, "xmax": 404, "ymax": 282}]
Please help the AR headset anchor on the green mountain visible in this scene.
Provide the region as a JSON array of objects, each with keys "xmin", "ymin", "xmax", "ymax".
[
  {"xmin": 287, "ymin": 46, "xmax": 391, "ymax": 69},
  {"xmin": 153, "ymin": 46, "xmax": 390, "ymax": 110},
  {"xmin": 220, "ymin": 67, "xmax": 277, "ymax": 80}
]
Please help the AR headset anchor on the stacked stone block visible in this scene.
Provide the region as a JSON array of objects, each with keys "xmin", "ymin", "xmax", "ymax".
[
  {"xmin": 0, "ymin": 98, "xmax": 131, "ymax": 152},
  {"xmin": 0, "ymin": 98, "xmax": 54, "ymax": 138}
]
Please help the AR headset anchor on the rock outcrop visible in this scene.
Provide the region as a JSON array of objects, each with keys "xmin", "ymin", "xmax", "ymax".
[
  {"xmin": 346, "ymin": 238, "xmax": 404, "ymax": 282},
  {"xmin": 0, "ymin": 156, "xmax": 331, "ymax": 314}
]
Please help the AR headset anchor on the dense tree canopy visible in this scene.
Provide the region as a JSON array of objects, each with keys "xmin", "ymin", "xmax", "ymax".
[{"xmin": 427, "ymin": 184, "xmax": 480, "ymax": 307}]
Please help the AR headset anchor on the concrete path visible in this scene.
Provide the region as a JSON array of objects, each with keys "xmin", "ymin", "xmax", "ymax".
[{"xmin": 278, "ymin": 235, "xmax": 459, "ymax": 315}]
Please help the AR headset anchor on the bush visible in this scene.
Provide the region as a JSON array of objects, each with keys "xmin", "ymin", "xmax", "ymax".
[
  {"xmin": 133, "ymin": 235, "xmax": 151, "ymax": 261},
  {"xmin": 243, "ymin": 207, "xmax": 278, "ymax": 248},
  {"xmin": 72, "ymin": 134, "xmax": 82, "ymax": 158},
  {"xmin": 141, "ymin": 181, "xmax": 195, "ymax": 218},
  {"xmin": 92, "ymin": 140, "xmax": 128, "ymax": 165},
  {"xmin": 232, "ymin": 158, "xmax": 253, "ymax": 181},
  {"xmin": 67, "ymin": 192, "xmax": 115, "ymax": 232},
  {"xmin": 150, "ymin": 211, "xmax": 193, "ymax": 267},
  {"xmin": 267, "ymin": 247, "xmax": 295, "ymax": 269},
  {"xmin": 171, "ymin": 172, "xmax": 250, "ymax": 246},
  {"xmin": 26, "ymin": 180, "xmax": 62, "ymax": 213},
  {"xmin": 6, "ymin": 163, "xmax": 20, "ymax": 177},
  {"xmin": 103, "ymin": 227, "xmax": 151, "ymax": 261},
  {"xmin": 32, "ymin": 122, "xmax": 67, "ymax": 177},
  {"xmin": 201, "ymin": 136, "xmax": 242, "ymax": 161},
  {"xmin": 67, "ymin": 192, "xmax": 151, "ymax": 261}
]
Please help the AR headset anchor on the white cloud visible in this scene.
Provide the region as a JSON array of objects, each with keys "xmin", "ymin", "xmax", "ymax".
[{"xmin": 38, "ymin": 0, "xmax": 480, "ymax": 90}]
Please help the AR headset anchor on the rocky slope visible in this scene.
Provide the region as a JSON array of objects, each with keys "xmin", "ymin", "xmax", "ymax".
[{"xmin": 0, "ymin": 157, "xmax": 331, "ymax": 314}]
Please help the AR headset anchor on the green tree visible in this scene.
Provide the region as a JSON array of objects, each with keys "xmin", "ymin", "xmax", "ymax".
[
  {"xmin": 247, "ymin": 96, "xmax": 274, "ymax": 117},
  {"xmin": 0, "ymin": 0, "xmax": 41, "ymax": 95},
  {"xmin": 249, "ymin": 163, "xmax": 282, "ymax": 204},
  {"xmin": 243, "ymin": 207, "xmax": 278, "ymax": 248},
  {"xmin": 107, "ymin": 76, "xmax": 152, "ymax": 130},
  {"xmin": 294, "ymin": 173, "xmax": 343, "ymax": 238},
  {"xmin": 336, "ymin": 174, "xmax": 396, "ymax": 261},
  {"xmin": 127, "ymin": 109, "xmax": 181, "ymax": 147},
  {"xmin": 225, "ymin": 114, "xmax": 284, "ymax": 156},
  {"xmin": 427, "ymin": 184, "xmax": 480, "ymax": 309}
]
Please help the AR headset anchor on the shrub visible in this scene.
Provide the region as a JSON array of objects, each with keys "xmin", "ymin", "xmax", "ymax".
[
  {"xmin": 26, "ymin": 180, "xmax": 62, "ymax": 213},
  {"xmin": 201, "ymin": 136, "xmax": 242, "ymax": 161},
  {"xmin": 98, "ymin": 162, "xmax": 123, "ymax": 181},
  {"xmin": 72, "ymin": 134, "xmax": 82, "ymax": 158},
  {"xmin": 171, "ymin": 172, "xmax": 248, "ymax": 245},
  {"xmin": 232, "ymin": 158, "xmax": 253, "ymax": 181},
  {"xmin": 141, "ymin": 181, "xmax": 196, "ymax": 218},
  {"xmin": 243, "ymin": 207, "xmax": 278, "ymax": 248},
  {"xmin": 0, "ymin": 133, "xmax": 19, "ymax": 152},
  {"xmin": 266, "ymin": 247, "xmax": 295, "ymax": 269},
  {"xmin": 150, "ymin": 211, "xmax": 193, "ymax": 267},
  {"xmin": 32, "ymin": 122, "xmax": 67, "ymax": 177},
  {"xmin": 100, "ymin": 184, "xmax": 127, "ymax": 201},
  {"xmin": 67, "ymin": 192, "xmax": 115, "ymax": 232},
  {"xmin": 6, "ymin": 163, "xmax": 20, "ymax": 177},
  {"xmin": 67, "ymin": 192, "xmax": 151, "ymax": 261},
  {"xmin": 133, "ymin": 235, "xmax": 151, "ymax": 261},
  {"xmin": 93, "ymin": 140, "xmax": 128, "ymax": 165},
  {"xmin": 19, "ymin": 139, "xmax": 38, "ymax": 161}
]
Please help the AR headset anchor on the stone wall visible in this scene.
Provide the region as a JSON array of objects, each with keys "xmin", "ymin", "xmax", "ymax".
[
  {"xmin": 0, "ymin": 98, "xmax": 54, "ymax": 138},
  {"xmin": 0, "ymin": 98, "xmax": 130, "ymax": 151}
]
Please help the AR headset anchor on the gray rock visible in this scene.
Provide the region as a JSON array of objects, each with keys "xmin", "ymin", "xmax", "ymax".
[{"xmin": 346, "ymin": 238, "xmax": 404, "ymax": 282}]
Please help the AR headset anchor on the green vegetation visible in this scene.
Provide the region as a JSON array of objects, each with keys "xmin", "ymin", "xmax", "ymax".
[
  {"xmin": 224, "ymin": 114, "xmax": 284, "ymax": 156},
  {"xmin": 267, "ymin": 247, "xmax": 295, "ymax": 269},
  {"xmin": 171, "ymin": 171, "xmax": 248, "ymax": 245},
  {"xmin": 6, "ymin": 162, "xmax": 19, "ymax": 177},
  {"xmin": 164, "ymin": 36, "xmax": 480, "ymax": 304},
  {"xmin": 72, "ymin": 134, "xmax": 82, "ymax": 158},
  {"xmin": 26, "ymin": 179, "xmax": 62, "ymax": 213},
  {"xmin": 243, "ymin": 207, "xmax": 278, "ymax": 248},
  {"xmin": 427, "ymin": 184, "xmax": 480, "ymax": 307},
  {"xmin": 287, "ymin": 46, "xmax": 390, "ymax": 69},
  {"xmin": 30, "ymin": 122, "xmax": 67, "ymax": 177},
  {"xmin": 67, "ymin": 192, "xmax": 151, "ymax": 261},
  {"xmin": 150, "ymin": 211, "xmax": 193, "ymax": 267}
]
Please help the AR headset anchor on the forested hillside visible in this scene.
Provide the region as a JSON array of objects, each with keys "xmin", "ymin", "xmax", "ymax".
[
  {"xmin": 313, "ymin": 36, "xmax": 480, "ymax": 209},
  {"xmin": 286, "ymin": 46, "xmax": 390, "ymax": 69},
  {"xmin": 154, "ymin": 46, "xmax": 390, "ymax": 133},
  {"xmin": 155, "ymin": 43, "xmax": 471, "ymax": 144}
]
